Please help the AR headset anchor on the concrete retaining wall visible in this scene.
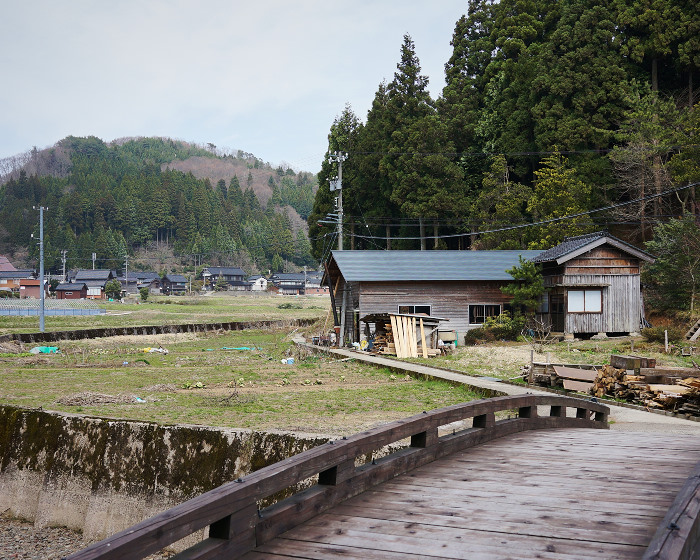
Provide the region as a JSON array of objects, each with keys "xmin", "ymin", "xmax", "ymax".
[{"xmin": 0, "ymin": 406, "xmax": 327, "ymax": 547}]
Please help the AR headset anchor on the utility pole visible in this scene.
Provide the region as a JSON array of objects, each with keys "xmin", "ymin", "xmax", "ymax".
[
  {"xmin": 124, "ymin": 253, "xmax": 129, "ymax": 298},
  {"xmin": 33, "ymin": 206, "xmax": 47, "ymax": 333},
  {"xmin": 92, "ymin": 252, "xmax": 96, "ymax": 270},
  {"xmin": 61, "ymin": 250, "xmax": 67, "ymax": 282},
  {"xmin": 328, "ymin": 152, "xmax": 347, "ymax": 251}
]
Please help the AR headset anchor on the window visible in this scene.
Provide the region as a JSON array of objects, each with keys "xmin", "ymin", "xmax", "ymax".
[
  {"xmin": 537, "ymin": 293, "xmax": 549, "ymax": 314},
  {"xmin": 567, "ymin": 289, "xmax": 602, "ymax": 313},
  {"xmin": 469, "ymin": 304, "xmax": 501, "ymax": 324},
  {"xmin": 397, "ymin": 305, "xmax": 431, "ymax": 315}
]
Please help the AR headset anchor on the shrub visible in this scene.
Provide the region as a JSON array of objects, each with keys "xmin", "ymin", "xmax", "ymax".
[
  {"xmin": 641, "ymin": 326, "xmax": 685, "ymax": 343},
  {"xmin": 464, "ymin": 328, "xmax": 495, "ymax": 345}
]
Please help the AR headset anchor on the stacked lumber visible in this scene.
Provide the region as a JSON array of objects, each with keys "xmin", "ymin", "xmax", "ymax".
[{"xmin": 374, "ymin": 324, "xmax": 396, "ymax": 355}]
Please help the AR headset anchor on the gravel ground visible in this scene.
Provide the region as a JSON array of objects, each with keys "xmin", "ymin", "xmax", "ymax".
[{"xmin": 0, "ymin": 514, "xmax": 174, "ymax": 560}]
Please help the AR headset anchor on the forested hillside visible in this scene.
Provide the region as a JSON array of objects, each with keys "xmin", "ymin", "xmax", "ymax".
[
  {"xmin": 0, "ymin": 136, "xmax": 317, "ymax": 274},
  {"xmin": 308, "ymin": 0, "xmax": 700, "ymax": 260}
]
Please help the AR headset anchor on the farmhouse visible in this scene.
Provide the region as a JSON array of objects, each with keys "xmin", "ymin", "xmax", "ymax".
[
  {"xmin": 325, "ymin": 233, "xmax": 653, "ymax": 345},
  {"xmin": 162, "ymin": 273, "xmax": 188, "ymax": 295},
  {"xmin": 55, "ymin": 282, "xmax": 88, "ymax": 300},
  {"xmin": 531, "ymin": 231, "xmax": 654, "ymax": 336},
  {"xmin": 325, "ymin": 249, "xmax": 541, "ymax": 344},
  {"xmin": 201, "ymin": 267, "xmax": 248, "ymax": 291}
]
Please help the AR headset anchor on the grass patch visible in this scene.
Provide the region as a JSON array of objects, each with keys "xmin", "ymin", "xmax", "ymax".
[{"xmin": 0, "ymin": 328, "xmax": 481, "ymax": 436}]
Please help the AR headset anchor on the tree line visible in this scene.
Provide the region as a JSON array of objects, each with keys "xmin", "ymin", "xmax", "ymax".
[
  {"xmin": 308, "ymin": 0, "xmax": 700, "ymax": 261},
  {"xmin": 0, "ymin": 136, "xmax": 316, "ymax": 274}
]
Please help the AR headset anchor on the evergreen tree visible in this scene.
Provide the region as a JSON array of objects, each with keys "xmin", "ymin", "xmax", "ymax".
[{"xmin": 526, "ymin": 150, "xmax": 594, "ymax": 248}]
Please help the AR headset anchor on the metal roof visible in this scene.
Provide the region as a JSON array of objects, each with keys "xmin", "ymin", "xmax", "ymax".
[
  {"xmin": 330, "ymin": 250, "xmax": 543, "ymax": 282},
  {"xmin": 203, "ymin": 267, "xmax": 246, "ymax": 276},
  {"xmin": 530, "ymin": 231, "xmax": 654, "ymax": 264},
  {"xmin": 75, "ymin": 269, "xmax": 113, "ymax": 281}
]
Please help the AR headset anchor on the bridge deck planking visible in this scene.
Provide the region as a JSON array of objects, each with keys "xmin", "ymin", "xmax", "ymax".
[{"xmin": 241, "ymin": 429, "xmax": 700, "ymax": 559}]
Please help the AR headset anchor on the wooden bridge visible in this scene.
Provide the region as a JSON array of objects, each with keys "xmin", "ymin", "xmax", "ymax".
[{"xmin": 65, "ymin": 395, "xmax": 700, "ymax": 560}]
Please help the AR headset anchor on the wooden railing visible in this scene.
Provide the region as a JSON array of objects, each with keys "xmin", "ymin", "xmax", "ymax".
[
  {"xmin": 644, "ymin": 460, "xmax": 700, "ymax": 560},
  {"xmin": 65, "ymin": 395, "xmax": 608, "ymax": 560}
]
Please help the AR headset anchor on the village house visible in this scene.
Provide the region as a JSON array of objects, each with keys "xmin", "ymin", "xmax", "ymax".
[
  {"xmin": 531, "ymin": 231, "xmax": 654, "ymax": 336},
  {"xmin": 19, "ymin": 278, "xmax": 46, "ymax": 299},
  {"xmin": 269, "ymin": 273, "xmax": 306, "ymax": 295},
  {"xmin": 0, "ymin": 269, "xmax": 36, "ymax": 294},
  {"xmin": 201, "ymin": 267, "xmax": 249, "ymax": 291},
  {"xmin": 55, "ymin": 282, "xmax": 88, "ymax": 300},
  {"xmin": 162, "ymin": 273, "xmax": 188, "ymax": 295},
  {"xmin": 69, "ymin": 270, "xmax": 116, "ymax": 299},
  {"xmin": 247, "ymin": 275, "xmax": 268, "ymax": 291}
]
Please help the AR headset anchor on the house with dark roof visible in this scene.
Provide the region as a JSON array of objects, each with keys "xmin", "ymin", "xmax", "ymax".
[
  {"xmin": 201, "ymin": 267, "xmax": 248, "ymax": 291},
  {"xmin": 325, "ymin": 249, "xmax": 542, "ymax": 344},
  {"xmin": 162, "ymin": 274, "xmax": 188, "ymax": 295},
  {"xmin": 55, "ymin": 282, "xmax": 88, "ymax": 300},
  {"xmin": 269, "ymin": 273, "xmax": 306, "ymax": 295},
  {"xmin": 530, "ymin": 232, "xmax": 654, "ymax": 336},
  {"xmin": 72, "ymin": 270, "xmax": 116, "ymax": 299}
]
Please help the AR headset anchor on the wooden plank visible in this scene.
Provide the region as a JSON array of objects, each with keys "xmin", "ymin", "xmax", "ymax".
[
  {"xmin": 420, "ymin": 318, "xmax": 427, "ymax": 359},
  {"xmin": 553, "ymin": 365, "xmax": 599, "ymax": 381},
  {"xmin": 562, "ymin": 379, "xmax": 594, "ymax": 392},
  {"xmin": 410, "ymin": 317, "xmax": 418, "ymax": 358},
  {"xmin": 389, "ymin": 314, "xmax": 403, "ymax": 358}
]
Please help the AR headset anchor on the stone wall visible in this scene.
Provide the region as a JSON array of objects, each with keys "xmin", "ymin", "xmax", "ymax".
[{"xmin": 0, "ymin": 406, "xmax": 327, "ymax": 546}]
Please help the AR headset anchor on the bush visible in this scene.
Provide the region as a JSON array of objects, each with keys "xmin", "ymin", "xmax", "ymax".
[
  {"xmin": 483, "ymin": 312, "xmax": 526, "ymax": 341},
  {"xmin": 464, "ymin": 328, "xmax": 495, "ymax": 345},
  {"xmin": 641, "ymin": 326, "xmax": 685, "ymax": 343}
]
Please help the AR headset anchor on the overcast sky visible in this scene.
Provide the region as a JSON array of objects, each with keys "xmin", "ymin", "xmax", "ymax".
[{"xmin": 0, "ymin": 1, "xmax": 467, "ymax": 173}]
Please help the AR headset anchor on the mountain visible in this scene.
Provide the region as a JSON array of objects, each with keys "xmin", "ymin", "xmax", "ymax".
[{"xmin": 0, "ymin": 136, "xmax": 318, "ymax": 275}]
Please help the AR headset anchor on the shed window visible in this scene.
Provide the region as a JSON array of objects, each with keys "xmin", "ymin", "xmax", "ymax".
[
  {"xmin": 568, "ymin": 289, "xmax": 602, "ymax": 313},
  {"xmin": 469, "ymin": 304, "xmax": 501, "ymax": 324},
  {"xmin": 398, "ymin": 305, "xmax": 431, "ymax": 315},
  {"xmin": 65, "ymin": 292, "xmax": 73, "ymax": 295}
]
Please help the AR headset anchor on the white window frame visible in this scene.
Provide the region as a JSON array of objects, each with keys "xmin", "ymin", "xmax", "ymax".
[{"xmin": 567, "ymin": 289, "xmax": 602, "ymax": 313}]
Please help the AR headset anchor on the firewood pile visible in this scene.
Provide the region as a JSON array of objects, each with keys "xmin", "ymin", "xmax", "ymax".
[{"xmin": 592, "ymin": 364, "xmax": 700, "ymax": 414}]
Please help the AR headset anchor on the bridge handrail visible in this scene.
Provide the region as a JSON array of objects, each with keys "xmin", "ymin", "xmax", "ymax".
[
  {"xmin": 643, "ymin": 460, "xmax": 700, "ymax": 560},
  {"xmin": 65, "ymin": 394, "xmax": 608, "ymax": 560}
]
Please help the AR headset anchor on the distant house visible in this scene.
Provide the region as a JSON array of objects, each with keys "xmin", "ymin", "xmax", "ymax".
[
  {"xmin": 55, "ymin": 282, "xmax": 88, "ymax": 300},
  {"xmin": 248, "ymin": 275, "xmax": 268, "ymax": 291},
  {"xmin": 0, "ymin": 270, "xmax": 36, "ymax": 294},
  {"xmin": 19, "ymin": 278, "xmax": 46, "ymax": 299},
  {"xmin": 162, "ymin": 274, "xmax": 188, "ymax": 295},
  {"xmin": 201, "ymin": 267, "xmax": 249, "ymax": 291},
  {"xmin": 531, "ymin": 232, "xmax": 655, "ymax": 336},
  {"xmin": 117, "ymin": 273, "xmax": 141, "ymax": 295},
  {"xmin": 135, "ymin": 272, "xmax": 162, "ymax": 293},
  {"xmin": 269, "ymin": 273, "xmax": 306, "ymax": 295},
  {"xmin": 72, "ymin": 270, "xmax": 116, "ymax": 299},
  {"xmin": 305, "ymin": 270, "xmax": 329, "ymax": 295}
]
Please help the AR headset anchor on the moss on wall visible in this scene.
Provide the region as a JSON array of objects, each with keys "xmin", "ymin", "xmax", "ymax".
[{"xmin": 0, "ymin": 405, "xmax": 327, "ymax": 507}]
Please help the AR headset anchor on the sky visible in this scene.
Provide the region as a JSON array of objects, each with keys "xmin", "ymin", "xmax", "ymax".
[{"xmin": 0, "ymin": 1, "xmax": 468, "ymax": 173}]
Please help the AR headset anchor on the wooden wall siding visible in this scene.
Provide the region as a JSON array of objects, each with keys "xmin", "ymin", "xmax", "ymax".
[
  {"xmin": 564, "ymin": 275, "xmax": 641, "ymax": 334},
  {"xmin": 358, "ymin": 281, "xmax": 513, "ymax": 336},
  {"xmin": 565, "ymin": 246, "xmax": 640, "ymax": 275}
]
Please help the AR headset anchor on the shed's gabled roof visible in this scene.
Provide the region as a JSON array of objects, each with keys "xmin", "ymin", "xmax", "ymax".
[
  {"xmin": 530, "ymin": 232, "xmax": 654, "ymax": 265},
  {"xmin": 163, "ymin": 274, "xmax": 188, "ymax": 283},
  {"xmin": 56, "ymin": 282, "xmax": 87, "ymax": 291},
  {"xmin": 329, "ymin": 250, "xmax": 543, "ymax": 282}
]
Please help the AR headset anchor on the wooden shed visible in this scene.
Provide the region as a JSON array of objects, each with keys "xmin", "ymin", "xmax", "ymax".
[
  {"xmin": 531, "ymin": 232, "xmax": 654, "ymax": 336},
  {"xmin": 324, "ymin": 249, "xmax": 541, "ymax": 345}
]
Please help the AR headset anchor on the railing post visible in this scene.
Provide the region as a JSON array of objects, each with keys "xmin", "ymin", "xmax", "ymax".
[
  {"xmin": 319, "ymin": 459, "xmax": 355, "ymax": 485},
  {"xmin": 518, "ymin": 406, "xmax": 537, "ymax": 419}
]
